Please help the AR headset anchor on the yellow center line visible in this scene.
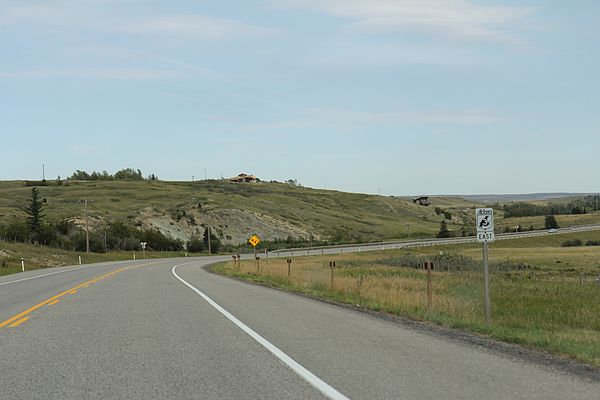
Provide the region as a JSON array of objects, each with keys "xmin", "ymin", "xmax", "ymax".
[
  {"xmin": 47, "ymin": 299, "xmax": 60, "ymax": 306},
  {"xmin": 9, "ymin": 316, "xmax": 30, "ymax": 328},
  {"xmin": 0, "ymin": 261, "xmax": 164, "ymax": 329}
]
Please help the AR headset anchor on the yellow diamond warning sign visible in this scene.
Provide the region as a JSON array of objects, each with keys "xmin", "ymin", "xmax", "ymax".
[{"xmin": 248, "ymin": 235, "xmax": 261, "ymax": 247}]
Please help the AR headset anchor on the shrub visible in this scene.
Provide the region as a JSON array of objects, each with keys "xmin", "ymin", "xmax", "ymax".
[{"xmin": 561, "ymin": 239, "xmax": 583, "ymax": 247}]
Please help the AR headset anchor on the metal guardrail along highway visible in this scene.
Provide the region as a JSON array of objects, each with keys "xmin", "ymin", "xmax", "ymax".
[{"xmin": 272, "ymin": 224, "xmax": 600, "ymax": 257}]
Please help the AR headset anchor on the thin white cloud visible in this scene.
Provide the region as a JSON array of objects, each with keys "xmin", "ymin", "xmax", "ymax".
[
  {"xmin": 239, "ymin": 107, "xmax": 500, "ymax": 133},
  {"xmin": 1, "ymin": 2, "xmax": 277, "ymax": 40},
  {"xmin": 273, "ymin": 0, "xmax": 531, "ymax": 42},
  {"xmin": 0, "ymin": 68, "xmax": 187, "ymax": 80},
  {"xmin": 306, "ymin": 107, "xmax": 500, "ymax": 125},
  {"xmin": 115, "ymin": 15, "xmax": 279, "ymax": 38}
]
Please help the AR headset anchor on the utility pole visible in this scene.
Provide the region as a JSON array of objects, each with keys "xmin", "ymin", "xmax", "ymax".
[
  {"xmin": 84, "ymin": 199, "xmax": 90, "ymax": 253},
  {"xmin": 42, "ymin": 164, "xmax": 45, "ymax": 181},
  {"xmin": 204, "ymin": 168, "xmax": 207, "ymax": 180},
  {"xmin": 207, "ymin": 222, "xmax": 212, "ymax": 255}
]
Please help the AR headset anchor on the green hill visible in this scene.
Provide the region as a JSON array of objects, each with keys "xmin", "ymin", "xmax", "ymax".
[{"xmin": 0, "ymin": 180, "xmax": 473, "ymax": 246}]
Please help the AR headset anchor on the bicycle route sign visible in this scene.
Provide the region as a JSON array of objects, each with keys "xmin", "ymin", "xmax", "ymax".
[{"xmin": 476, "ymin": 208, "xmax": 495, "ymax": 243}]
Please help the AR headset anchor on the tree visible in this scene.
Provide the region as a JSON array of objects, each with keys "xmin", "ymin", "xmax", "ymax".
[
  {"xmin": 25, "ymin": 187, "xmax": 45, "ymax": 240},
  {"xmin": 186, "ymin": 236, "xmax": 205, "ymax": 253},
  {"xmin": 544, "ymin": 215, "xmax": 559, "ymax": 229},
  {"xmin": 203, "ymin": 227, "xmax": 222, "ymax": 253},
  {"xmin": 114, "ymin": 168, "xmax": 144, "ymax": 180},
  {"xmin": 437, "ymin": 220, "xmax": 452, "ymax": 238}
]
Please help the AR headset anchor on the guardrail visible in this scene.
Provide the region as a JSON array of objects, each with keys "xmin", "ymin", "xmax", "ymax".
[{"xmin": 271, "ymin": 224, "xmax": 600, "ymax": 255}]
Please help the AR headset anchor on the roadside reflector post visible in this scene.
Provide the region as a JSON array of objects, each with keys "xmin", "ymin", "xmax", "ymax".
[
  {"xmin": 256, "ymin": 257, "xmax": 260, "ymax": 273},
  {"xmin": 425, "ymin": 261, "xmax": 433, "ymax": 312},
  {"xmin": 79, "ymin": 255, "xmax": 82, "ymax": 265},
  {"xmin": 329, "ymin": 261, "xmax": 336, "ymax": 291},
  {"xmin": 21, "ymin": 258, "xmax": 25, "ymax": 272},
  {"xmin": 287, "ymin": 259, "xmax": 292, "ymax": 278},
  {"xmin": 232, "ymin": 255, "xmax": 237, "ymax": 269}
]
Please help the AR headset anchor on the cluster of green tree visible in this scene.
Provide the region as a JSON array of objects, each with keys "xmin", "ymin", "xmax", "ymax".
[
  {"xmin": 434, "ymin": 207, "xmax": 452, "ymax": 220},
  {"xmin": 185, "ymin": 228, "xmax": 222, "ymax": 254},
  {"xmin": 561, "ymin": 239, "xmax": 600, "ymax": 247},
  {"xmin": 502, "ymin": 197, "xmax": 598, "ymax": 218},
  {"xmin": 0, "ymin": 187, "xmax": 216, "ymax": 253},
  {"xmin": 437, "ymin": 220, "xmax": 453, "ymax": 238},
  {"xmin": 68, "ymin": 168, "xmax": 158, "ymax": 181}
]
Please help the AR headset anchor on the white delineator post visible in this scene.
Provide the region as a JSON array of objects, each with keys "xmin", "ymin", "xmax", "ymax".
[{"xmin": 21, "ymin": 258, "xmax": 25, "ymax": 272}]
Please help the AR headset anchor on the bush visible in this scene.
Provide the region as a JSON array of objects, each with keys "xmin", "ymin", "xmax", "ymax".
[
  {"xmin": 585, "ymin": 240, "xmax": 600, "ymax": 246},
  {"xmin": 0, "ymin": 221, "xmax": 29, "ymax": 242},
  {"xmin": 545, "ymin": 215, "xmax": 559, "ymax": 229},
  {"xmin": 561, "ymin": 239, "xmax": 583, "ymax": 247},
  {"xmin": 187, "ymin": 236, "xmax": 205, "ymax": 253}
]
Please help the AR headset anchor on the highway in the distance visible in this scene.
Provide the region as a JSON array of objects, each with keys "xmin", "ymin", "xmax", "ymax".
[{"xmin": 1, "ymin": 242, "xmax": 599, "ymax": 399}]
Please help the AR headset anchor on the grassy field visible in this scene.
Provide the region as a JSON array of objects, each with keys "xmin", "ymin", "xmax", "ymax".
[
  {"xmin": 214, "ymin": 230, "xmax": 600, "ymax": 367},
  {"xmin": 0, "ymin": 180, "xmax": 473, "ymax": 243},
  {"xmin": 0, "ymin": 240, "xmax": 188, "ymax": 276}
]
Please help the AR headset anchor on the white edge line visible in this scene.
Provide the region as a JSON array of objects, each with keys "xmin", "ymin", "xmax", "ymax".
[{"xmin": 171, "ymin": 262, "xmax": 351, "ymax": 400}]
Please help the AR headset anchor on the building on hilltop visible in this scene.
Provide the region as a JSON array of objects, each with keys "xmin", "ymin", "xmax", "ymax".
[
  {"xmin": 413, "ymin": 196, "xmax": 431, "ymax": 206},
  {"xmin": 229, "ymin": 173, "xmax": 258, "ymax": 183}
]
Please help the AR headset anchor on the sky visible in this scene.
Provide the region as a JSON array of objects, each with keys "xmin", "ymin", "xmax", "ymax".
[{"xmin": 1, "ymin": 0, "xmax": 599, "ymax": 195}]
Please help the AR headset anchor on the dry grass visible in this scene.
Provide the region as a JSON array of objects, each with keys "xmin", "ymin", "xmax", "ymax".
[{"xmin": 215, "ymin": 245, "xmax": 600, "ymax": 367}]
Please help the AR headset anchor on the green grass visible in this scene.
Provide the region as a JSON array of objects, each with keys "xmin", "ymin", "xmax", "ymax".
[{"xmin": 213, "ymin": 230, "xmax": 600, "ymax": 368}]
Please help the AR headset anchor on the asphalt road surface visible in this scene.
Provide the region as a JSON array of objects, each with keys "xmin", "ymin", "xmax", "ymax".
[{"xmin": 1, "ymin": 257, "xmax": 599, "ymax": 399}]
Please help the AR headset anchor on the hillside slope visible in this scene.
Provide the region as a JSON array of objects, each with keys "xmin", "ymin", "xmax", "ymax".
[{"xmin": 0, "ymin": 180, "xmax": 472, "ymax": 245}]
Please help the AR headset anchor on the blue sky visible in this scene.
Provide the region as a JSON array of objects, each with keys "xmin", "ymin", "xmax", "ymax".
[{"xmin": 1, "ymin": 0, "xmax": 599, "ymax": 195}]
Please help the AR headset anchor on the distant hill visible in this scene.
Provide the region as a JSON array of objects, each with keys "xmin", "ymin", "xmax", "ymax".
[{"xmin": 459, "ymin": 193, "xmax": 596, "ymax": 203}]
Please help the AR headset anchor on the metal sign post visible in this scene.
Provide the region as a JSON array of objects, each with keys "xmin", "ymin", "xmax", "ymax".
[
  {"xmin": 476, "ymin": 208, "xmax": 495, "ymax": 326},
  {"xmin": 248, "ymin": 235, "xmax": 261, "ymax": 258},
  {"xmin": 140, "ymin": 242, "xmax": 147, "ymax": 259}
]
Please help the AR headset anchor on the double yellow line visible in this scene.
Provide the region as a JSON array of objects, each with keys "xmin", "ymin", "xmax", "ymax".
[{"xmin": 0, "ymin": 267, "xmax": 128, "ymax": 328}]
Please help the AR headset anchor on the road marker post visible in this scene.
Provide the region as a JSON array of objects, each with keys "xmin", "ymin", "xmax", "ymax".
[
  {"xmin": 78, "ymin": 255, "xmax": 82, "ymax": 265},
  {"xmin": 329, "ymin": 261, "xmax": 336, "ymax": 291},
  {"xmin": 21, "ymin": 258, "xmax": 25, "ymax": 272},
  {"xmin": 424, "ymin": 261, "xmax": 433, "ymax": 312},
  {"xmin": 287, "ymin": 258, "xmax": 292, "ymax": 278},
  {"xmin": 256, "ymin": 257, "xmax": 260, "ymax": 274},
  {"xmin": 476, "ymin": 208, "xmax": 495, "ymax": 327}
]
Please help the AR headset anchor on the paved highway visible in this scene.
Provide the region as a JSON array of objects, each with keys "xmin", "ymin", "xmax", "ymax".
[{"xmin": 1, "ymin": 256, "xmax": 599, "ymax": 399}]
